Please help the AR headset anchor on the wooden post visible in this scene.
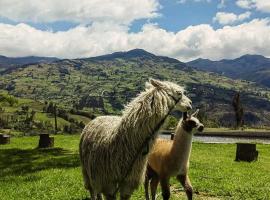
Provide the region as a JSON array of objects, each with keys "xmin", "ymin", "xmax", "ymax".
[
  {"xmin": 171, "ymin": 133, "xmax": 175, "ymax": 140},
  {"xmin": 0, "ymin": 134, "xmax": 10, "ymax": 145},
  {"xmin": 38, "ymin": 133, "xmax": 54, "ymax": 148},
  {"xmin": 235, "ymin": 143, "xmax": 258, "ymax": 162}
]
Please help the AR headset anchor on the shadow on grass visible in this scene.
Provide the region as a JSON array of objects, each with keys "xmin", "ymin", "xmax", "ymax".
[{"xmin": 0, "ymin": 147, "xmax": 80, "ymax": 177}]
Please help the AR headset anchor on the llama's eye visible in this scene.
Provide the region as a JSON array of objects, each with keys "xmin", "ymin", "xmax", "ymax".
[{"xmin": 176, "ymin": 91, "xmax": 182, "ymax": 96}]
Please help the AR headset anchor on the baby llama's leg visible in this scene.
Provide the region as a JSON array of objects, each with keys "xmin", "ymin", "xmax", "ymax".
[
  {"xmin": 177, "ymin": 174, "xmax": 193, "ymax": 200},
  {"xmin": 160, "ymin": 177, "xmax": 170, "ymax": 200},
  {"xmin": 144, "ymin": 175, "xmax": 150, "ymax": 200},
  {"xmin": 150, "ymin": 176, "xmax": 159, "ymax": 200},
  {"xmin": 145, "ymin": 165, "xmax": 159, "ymax": 200}
]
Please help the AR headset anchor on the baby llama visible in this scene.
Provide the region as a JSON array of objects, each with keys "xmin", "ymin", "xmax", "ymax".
[
  {"xmin": 144, "ymin": 110, "xmax": 204, "ymax": 200},
  {"xmin": 79, "ymin": 79, "xmax": 192, "ymax": 200}
]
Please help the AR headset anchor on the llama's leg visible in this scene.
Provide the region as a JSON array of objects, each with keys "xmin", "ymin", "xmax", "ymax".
[
  {"xmin": 120, "ymin": 194, "xmax": 131, "ymax": 200},
  {"xmin": 150, "ymin": 176, "xmax": 159, "ymax": 200},
  {"xmin": 104, "ymin": 194, "xmax": 116, "ymax": 200},
  {"xmin": 177, "ymin": 174, "xmax": 193, "ymax": 200},
  {"xmin": 160, "ymin": 177, "xmax": 170, "ymax": 200},
  {"xmin": 89, "ymin": 187, "xmax": 97, "ymax": 200},
  {"xmin": 97, "ymin": 193, "xmax": 103, "ymax": 200},
  {"xmin": 119, "ymin": 180, "xmax": 139, "ymax": 200},
  {"xmin": 81, "ymin": 166, "xmax": 95, "ymax": 199},
  {"xmin": 119, "ymin": 186, "xmax": 135, "ymax": 200}
]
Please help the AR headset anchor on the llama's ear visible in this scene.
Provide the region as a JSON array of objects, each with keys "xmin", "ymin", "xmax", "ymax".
[
  {"xmin": 183, "ymin": 112, "xmax": 188, "ymax": 120},
  {"xmin": 149, "ymin": 79, "xmax": 163, "ymax": 89},
  {"xmin": 191, "ymin": 109, "xmax": 199, "ymax": 117},
  {"xmin": 145, "ymin": 82, "xmax": 153, "ymax": 90}
]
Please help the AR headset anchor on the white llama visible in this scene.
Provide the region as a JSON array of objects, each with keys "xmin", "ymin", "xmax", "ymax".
[
  {"xmin": 79, "ymin": 79, "xmax": 192, "ymax": 200},
  {"xmin": 145, "ymin": 110, "xmax": 204, "ymax": 200}
]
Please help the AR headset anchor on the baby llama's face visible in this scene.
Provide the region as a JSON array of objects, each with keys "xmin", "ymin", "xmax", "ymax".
[{"xmin": 186, "ymin": 117, "xmax": 204, "ymax": 133}]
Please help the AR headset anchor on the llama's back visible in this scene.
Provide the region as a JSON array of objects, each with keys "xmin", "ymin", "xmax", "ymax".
[{"xmin": 79, "ymin": 115, "xmax": 122, "ymax": 192}]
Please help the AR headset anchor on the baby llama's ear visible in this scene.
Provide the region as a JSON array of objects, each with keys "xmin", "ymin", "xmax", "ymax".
[
  {"xmin": 183, "ymin": 112, "xmax": 188, "ymax": 120},
  {"xmin": 191, "ymin": 109, "xmax": 199, "ymax": 117},
  {"xmin": 149, "ymin": 79, "xmax": 163, "ymax": 89}
]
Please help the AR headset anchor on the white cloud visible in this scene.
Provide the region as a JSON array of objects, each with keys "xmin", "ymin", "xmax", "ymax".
[
  {"xmin": 0, "ymin": 0, "xmax": 160, "ymax": 25},
  {"xmin": 213, "ymin": 11, "xmax": 251, "ymax": 25},
  {"xmin": 236, "ymin": 0, "xmax": 254, "ymax": 9},
  {"xmin": 236, "ymin": 0, "xmax": 270, "ymax": 13},
  {"xmin": 1, "ymin": 19, "xmax": 270, "ymax": 61}
]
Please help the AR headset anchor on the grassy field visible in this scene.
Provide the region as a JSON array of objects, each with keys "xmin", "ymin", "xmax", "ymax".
[{"xmin": 0, "ymin": 135, "xmax": 270, "ymax": 200}]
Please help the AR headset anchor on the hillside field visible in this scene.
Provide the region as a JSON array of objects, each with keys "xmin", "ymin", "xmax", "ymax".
[{"xmin": 1, "ymin": 49, "xmax": 270, "ymax": 128}]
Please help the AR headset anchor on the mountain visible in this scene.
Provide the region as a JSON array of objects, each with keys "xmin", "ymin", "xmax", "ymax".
[
  {"xmin": 87, "ymin": 49, "xmax": 183, "ymax": 64},
  {"xmin": 187, "ymin": 54, "xmax": 270, "ymax": 87},
  {"xmin": 0, "ymin": 55, "xmax": 59, "ymax": 72},
  {"xmin": 1, "ymin": 49, "xmax": 270, "ymax": 127}
]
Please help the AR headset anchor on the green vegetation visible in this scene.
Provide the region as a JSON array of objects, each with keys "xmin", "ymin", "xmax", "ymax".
[
  {"xmin": 0, "ymin": 94, "xmax": 91, "ymax": 135},
  {"xmin": 1, "ymin": 54, "xmax": 270, "ymax": 128},
  {"xmin": 1, "ymin": 135, "xmax": 269, "ymax": 199}
]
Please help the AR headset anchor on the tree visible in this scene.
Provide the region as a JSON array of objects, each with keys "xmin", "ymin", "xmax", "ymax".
[
  {"xmin": 46, "ymin": 102, "xmax": 55, "ymax": 113},
  {"xmin": 232, "ymin": 92, "xmax": 244, "ymax": 129},
  {"xmin": 54, "ymin": 104, "xmax": 58, "ymax": 134},
  {"xmin": 0, "ymin": 93, "xmax": 18, "ymax": 106}
]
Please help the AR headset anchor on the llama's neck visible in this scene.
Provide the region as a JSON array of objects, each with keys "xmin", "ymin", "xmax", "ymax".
[
  {"xmin": 169, "ymin": 121, "xmax": 193, "ymax": 173},
  {"xmin": 115, "ymin": 89, "xmax": 174, "ymax": 151}
]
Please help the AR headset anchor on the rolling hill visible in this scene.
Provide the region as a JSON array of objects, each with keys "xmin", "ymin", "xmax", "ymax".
[
  {"xmin": 187, "ymin": 54, "xmax": 270, "ymax": 87},
  {"xmin": 0, "ymin": 55, "xmax": 58, "ymax": 72},
  {"xmin": 1, "ymin": 49, "xmax": 270, "ymax": 128}
]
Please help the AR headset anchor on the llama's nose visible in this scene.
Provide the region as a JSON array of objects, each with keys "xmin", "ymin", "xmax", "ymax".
[
  {"xmin": 198, "ymin": 125, "xmax": 204, "ymax": 132},
  {"xmin": 187, "ymin": 105, "xmax": 192, "ymax": 110}
]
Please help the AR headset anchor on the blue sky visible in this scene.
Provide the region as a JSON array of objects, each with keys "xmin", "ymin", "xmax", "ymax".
[
  {"xmin": 0, "ymin": 0, "xmax": 270, "ymax": 61},
  {"xmin": 1, "ymin": 0, "xmax": 268, "ymax": 32}
]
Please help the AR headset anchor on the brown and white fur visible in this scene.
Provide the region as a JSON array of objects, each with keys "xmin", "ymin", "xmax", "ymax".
[
  {"xmin": 144, "ymin": 110, "xmax": 204, "ymax": 200},
  {"xmin": 79, "ymin": 79, "xmax": 192, "ymax": 200}
]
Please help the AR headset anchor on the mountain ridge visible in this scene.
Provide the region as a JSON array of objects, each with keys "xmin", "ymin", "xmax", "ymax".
[
  {"xmin": 187, "ymin": 54, "xmax": 270, "ymax": 87},
  {"xmin": 0, "ymin": 55, "xmax": 59, "ymax": 72}
]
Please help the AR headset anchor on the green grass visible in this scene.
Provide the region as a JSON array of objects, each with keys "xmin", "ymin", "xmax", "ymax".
[
  {"xmin": 35, "ymin": 112, "xmax": 70, "ymax": 128},
  {"xmin": 1, "ymin": 135, "xmax": 270, "ymax": 199}
]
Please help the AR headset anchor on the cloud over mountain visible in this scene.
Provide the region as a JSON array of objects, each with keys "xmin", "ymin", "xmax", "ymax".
[{"xmin": 1, "ymin": 19, "xmax": 270, "ymax": 61}]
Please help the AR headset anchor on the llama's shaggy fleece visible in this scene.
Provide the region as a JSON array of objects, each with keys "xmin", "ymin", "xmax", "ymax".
[{"xmin": 79, "ymin": 79, "xmax": 192, "ymax": 200}]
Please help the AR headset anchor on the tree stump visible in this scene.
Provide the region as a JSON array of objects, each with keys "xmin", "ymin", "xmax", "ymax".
[
  {"xmin": 0, "ymin": 134, "xmax": 10, "ymax": 145},
  {"xmin": 235, "ymin": 143, "xmax": 258, "ymax": 162},
  {"xmin": 38, "ymin": 133, "xmax": 54, "ymax": 148}
]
